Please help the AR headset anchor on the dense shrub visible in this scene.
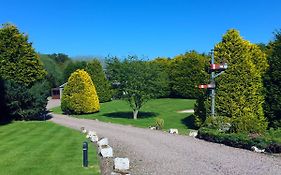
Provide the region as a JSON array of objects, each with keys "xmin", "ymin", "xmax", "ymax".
[
  {"xmin": 3, "ymin": 80, "xmax": 49, "ymax": 120},
  {"xmin": 154, "ymin": 117, "xmax": 165, "ymax": 130},
  {"xmin": 61, "ymin": 69, "xmax": 100, "ymax": 114},
  {"xmin": 197, "ymin": 127, "xmax": 281, "ymax": 153}
]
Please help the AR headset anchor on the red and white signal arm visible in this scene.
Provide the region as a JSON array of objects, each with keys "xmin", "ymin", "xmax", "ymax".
[
  {"xmin": 210, "ymin": 63, "xmax": 228, "ymax": 70},
  {"xmin": 198, "ymin": 84, "xmax": 215, "ymax": 89},
  {"xmin": 198, "ymin": 84, "xmax": 207, "ymax": 89}
]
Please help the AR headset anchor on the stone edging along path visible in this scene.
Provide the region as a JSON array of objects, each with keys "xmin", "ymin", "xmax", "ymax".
[{"xmin": 50, "ymin": 113, "xmax": 281, "ymax": 175}]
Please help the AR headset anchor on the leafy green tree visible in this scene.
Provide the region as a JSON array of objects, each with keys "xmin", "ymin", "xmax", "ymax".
[
  {"xmin": 106, "ymin": 56, "xmax": 167, "ymax": 119},
  {"xmin": 48, "ymin": 53, "xmax": 71, "ymax": 66},
  {"xmin": 61, "ymin": 69, "xmax": 100, "ymax": 114},
  {"xmin": 86, "ymin": 60, "xmax": 112, "ymax": 102},
  {"xmin": 169, "ymin": 51, "xmax": 209, "ymax": 98},
  {"xmin": 63, "ymin": 61, "xmax": 87, "ymax": 81},
  {"xmin": 0, "ymin": 23, "xmax": 46, "ymax": 86},
  {"xmin": 40, "ymin": 54, "xmax": 64, "ymax": 88},
  {"xmin": 209, "ymin": 29, "xmax": 267, "ymax": 133},
  {"xmin": 150, "ymin": 57, "xmax": 171, "ymax": 97},
  {"xmin": 264, "ymin": 31, "xmax": 281, "ymax": 128}
]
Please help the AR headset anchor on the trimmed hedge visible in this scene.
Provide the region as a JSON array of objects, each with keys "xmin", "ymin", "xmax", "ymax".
[{"xmin": 197, "ymin": 127, "xmax": 281, "ymax": 153}]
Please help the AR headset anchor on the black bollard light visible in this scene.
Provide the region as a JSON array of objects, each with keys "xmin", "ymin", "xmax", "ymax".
[{"xmin": 82, "ymin": 141, "xmax": 88, "ymax": 167}]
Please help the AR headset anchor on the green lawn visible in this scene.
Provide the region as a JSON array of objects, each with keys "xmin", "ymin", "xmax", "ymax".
[
  {"xmin": 52, "ymin": 98, "xmax": 196, "ymax": 134},
  {"xmin": 0, "ymin": 122, "xmax": 100, "ymax": 175}
]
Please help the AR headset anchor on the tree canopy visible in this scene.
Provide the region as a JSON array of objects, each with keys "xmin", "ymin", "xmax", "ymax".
[{"xmin": 106, "ymin": 56, "xmax": 168, "ymax": 119}]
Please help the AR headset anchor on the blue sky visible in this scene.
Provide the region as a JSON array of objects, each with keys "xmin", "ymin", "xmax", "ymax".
[{"xmin": 0, "ymin": 0, "xmax": 280, "ymax": 59}]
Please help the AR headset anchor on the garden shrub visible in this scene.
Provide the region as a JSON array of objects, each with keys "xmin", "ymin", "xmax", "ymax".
[
  {"xmin": 154, "ymin": 117, "xmax": 164, "ymax": 130},
  {"xmin": 61, "ymin": 69, "xmax": 100, "ymax": 114},
  {"xmin": 203, "ymin": 116, "xmax": 231, "ymax": 131},
  {"xmin": 197, "ymin": 127, "xmax": 281, "ymax": 153},
  {"xmin": 3, "ymin": 80, "xmax": 49, "ymax": 120}
]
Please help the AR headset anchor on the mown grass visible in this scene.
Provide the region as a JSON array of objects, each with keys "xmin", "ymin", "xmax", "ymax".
[
  {"xmin": 0, "ymin": 122, "xmax": 100, "ymax": 175},
  {"xmin": 52, "ymin": 98, "xmax": 196, "ymax": 134}
]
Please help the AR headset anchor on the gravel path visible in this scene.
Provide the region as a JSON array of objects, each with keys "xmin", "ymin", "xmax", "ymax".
[{"xmin": 48, "ymin": 100, "xmax": 281, "ymax": 175}]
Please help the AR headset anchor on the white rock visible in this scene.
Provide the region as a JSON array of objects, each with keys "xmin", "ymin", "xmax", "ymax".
[
  {"xmin": 169, "ymin": 128, "xmax": 178, "ymax": 134},
  {"xmin": 81, "ymin": 127, "xmax": 87, "ymax": 134},
  {"xmin": 86, "ymin": 130, "xmax": 97, "ymax": 139},
  {"xmin": 90, "ymin": 135, "xmax": 99, "ymax": 142},
  {"xmin": 100, "ymin": 145, "xmax": 113, "ymax": 158},
  {"xmin": 149, "ymin": 126, "xmax": 157, "ymax": 130},
  {"xmin": 114, "ymin": 157, "xmax": 130, "ymax": 171},
  {"xmin": 98, "ymin": 138, "xmax": 109, "ymax": 147},
  {"xmin": 189, "ymin": 130, "xmax": 198, "ymax": 137},
  {"xmin": 251, "ymin": 146, "xmax": 265, "ymax": 153}
]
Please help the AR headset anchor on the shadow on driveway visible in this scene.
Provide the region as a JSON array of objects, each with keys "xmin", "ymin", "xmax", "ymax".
[{"xmin": 103, "ymin": 111, "xmax": 158, "ymax": 119}]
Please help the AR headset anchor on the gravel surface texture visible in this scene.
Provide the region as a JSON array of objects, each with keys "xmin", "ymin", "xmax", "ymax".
[{"xmin": 48, "ymin": 100, "xmax": 281, "ymax": 175}]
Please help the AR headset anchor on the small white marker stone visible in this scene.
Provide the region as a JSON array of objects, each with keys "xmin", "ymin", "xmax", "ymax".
[{"xmin": 114, "ymin": 157, "xmax": 130, "ymax": 171}]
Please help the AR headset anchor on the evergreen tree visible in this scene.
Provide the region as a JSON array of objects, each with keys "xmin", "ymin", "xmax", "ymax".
[
  {"xmin": 264, "ymin": 31, "xmax": 281, "ymax": 128},
  {"xmin": 195, "ymin": 29, "xmax": 268, "ymax": 133},
  {"xmin": 61, "ymin": 69, "xmax": 100, "ymax": 114},
  {"xmin": 0, "ymin": 23, "xmax": 46, "ymax": 86},
  {"xmin": 86, "ymin": 60, "xmax": 112, "ymax": 102},
  {"xmin": 0, "ymin": 23, "xmax": 47, "ymax": 120},
  {"xmin": 215, "ymin": 29, "xmax": 268, "ymax": 133}
]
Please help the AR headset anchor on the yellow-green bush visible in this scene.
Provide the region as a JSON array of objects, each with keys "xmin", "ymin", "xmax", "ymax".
[{"xmin": 61, "ymin": 69, "xmax": 100, "ymax": 114}]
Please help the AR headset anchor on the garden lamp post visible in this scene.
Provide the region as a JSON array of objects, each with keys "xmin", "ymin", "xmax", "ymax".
[{"xmin": 198, "ymin": 50, "xmax": 227, "ymax": 117}]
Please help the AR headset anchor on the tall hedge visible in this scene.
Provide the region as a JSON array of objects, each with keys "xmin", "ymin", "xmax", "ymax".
[
  {"xmin": 264, "ymin": 31, "xmax": 281, "ymax": 128},
  {"xmin": 195, "ymin": 29, "xmax": 268, "ymax": 133},
  {"xmin": 61, "ymin": 69, "xmax": 100, "ymax": 114},
  {"xmin": 86, "ymin": 60, "xmax": 112, "ymax": 102},
  {"xmin": 169, "ymin": 51, "xmax": 209, "ymax": 98}
]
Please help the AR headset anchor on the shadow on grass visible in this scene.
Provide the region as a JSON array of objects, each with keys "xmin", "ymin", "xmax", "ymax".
[
  {"xmin": 181, "ymin": 114, "xmax": 198, "ymax": 130},
  {"xmin": 103, "ymin": 111, "xmax": 158, "ymax": 119},
  {"xmin": 0, "ymin": 117, "xmax": 12, "ymax": 126}
]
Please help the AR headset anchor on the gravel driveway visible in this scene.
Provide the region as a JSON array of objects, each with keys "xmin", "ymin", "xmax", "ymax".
[{"xmin": 48, "ymin": 100, "xmax": 281, "ymax": 175}]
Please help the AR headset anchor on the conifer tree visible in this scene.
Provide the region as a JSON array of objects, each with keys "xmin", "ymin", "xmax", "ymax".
[
  {"xmin": 264, "ymin": 31, "xmax": 281, "ymax": 128},
  {"xmin": 195, "ymin": 29, "xmax": 268, "ymax": 133},
  {"xmin": 61, "ymin": 69, "xmax": 100, "ymax": 114}
]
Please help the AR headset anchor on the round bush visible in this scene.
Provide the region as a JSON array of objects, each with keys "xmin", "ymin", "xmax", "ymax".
[{"xmin": 61, "ymin": 69, "xmax": 100, "ymax": 114}]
